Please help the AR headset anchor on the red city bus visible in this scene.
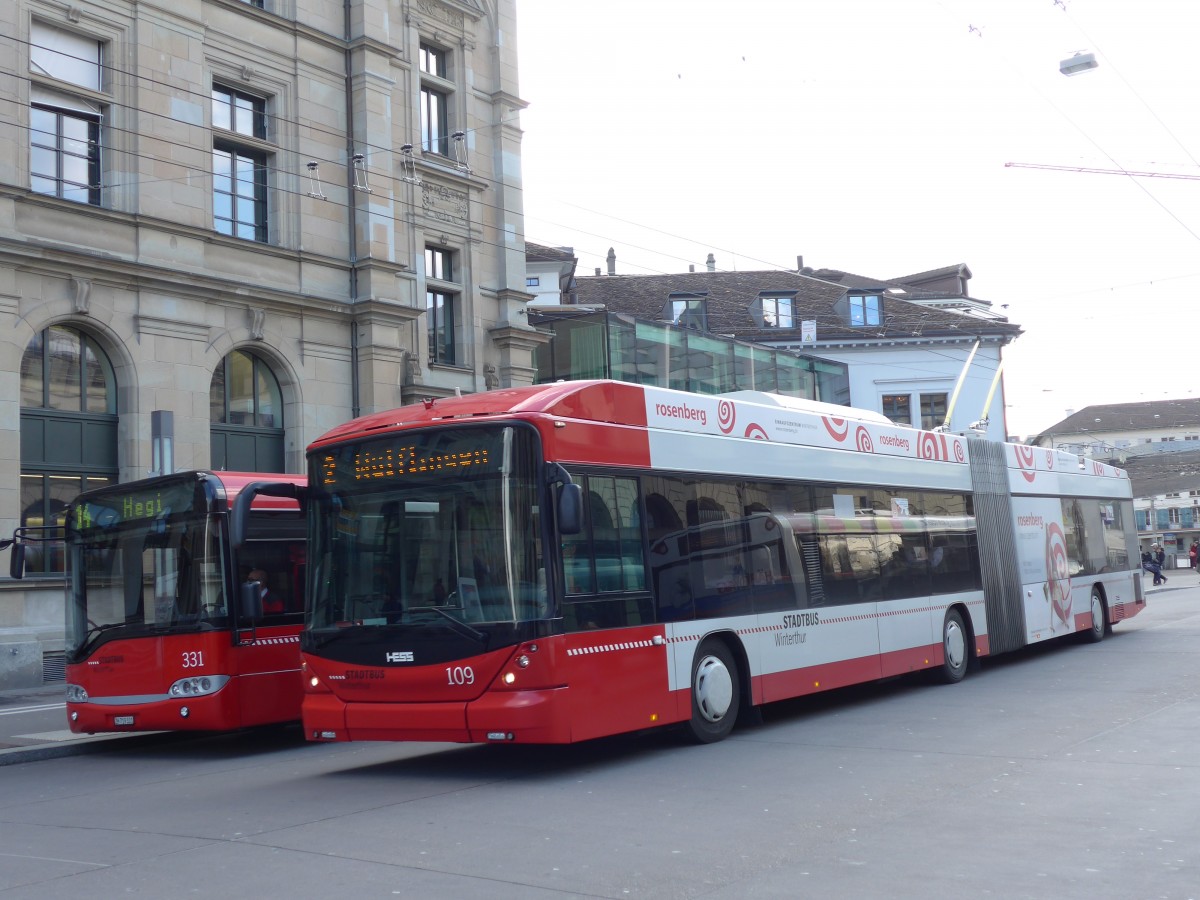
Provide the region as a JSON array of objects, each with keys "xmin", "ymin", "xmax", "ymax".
[
  {"xmin": 286, "ymin": 380, "xmax": 1143, "ymax": 745},
  {"xmin": 56, "ymin": 471, "xmax": 306, "ymax": 733}
]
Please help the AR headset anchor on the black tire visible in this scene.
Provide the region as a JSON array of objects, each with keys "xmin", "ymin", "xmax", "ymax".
[
  {"xmin": 686, "ymin": 639, "xmax": 740, "ymax": 744},
  {"xmin": 1082, "ymin": 587, "xmax": 1107, "ymax": 644},
  {"xmin": 938, "ymin": 609, "xmax": 969, "ymax": 684}
]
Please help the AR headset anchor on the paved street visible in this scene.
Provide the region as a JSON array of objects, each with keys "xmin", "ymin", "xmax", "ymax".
[{"xmin": 1, "ymin": 578, "xmax": 1197, "ymax": 899}]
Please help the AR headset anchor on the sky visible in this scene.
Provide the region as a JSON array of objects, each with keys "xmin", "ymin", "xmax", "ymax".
[{"xmin": 514, "ymin": 0, "xmax": 1200, "ymax": 439}]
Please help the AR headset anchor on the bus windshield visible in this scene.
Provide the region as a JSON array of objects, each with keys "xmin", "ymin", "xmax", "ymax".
[
  {"xmin": 308, "ymin": 425, "xmax": 546, "ymax": 630},
  {"xmin": 66, "ymin": 480, "xmax": 228, "ymax": 659}
]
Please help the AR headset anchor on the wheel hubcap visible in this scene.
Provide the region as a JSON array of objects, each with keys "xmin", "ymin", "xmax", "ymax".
[
  {"xmin": 695, "ymin": 656, "xmax": 734, "ymax": 723},
  {"xmin": 1091, "ymin": 593, "xmax": 1103, "ymax": 633},
  {"xmin": 945, "ymin": 621, "xmax": 965, "ymax": 670}
]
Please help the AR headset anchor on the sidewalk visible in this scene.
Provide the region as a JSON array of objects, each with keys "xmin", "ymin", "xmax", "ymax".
[{"xmin": 0, "ymin": 682, "xmax": 160, "ymax": 766}]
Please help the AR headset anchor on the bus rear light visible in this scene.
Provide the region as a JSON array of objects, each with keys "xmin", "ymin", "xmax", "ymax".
[
  {"xmin": 318, "ymin": 730, "xmax": 337, "ymax": 740},
  {"xmin": 503, "ymin": 672, "xmax": 516, "ymax": 685},
  {"xmin": 516, "ymin": 654, "xmax": 530, "ymax": 668},
  {"xmin": 180, "ymin": 707, "xmax": 190, "ymax": 718},
  {"xmin": 66, "ymin": 684, "xmax": 88, "ymax": 704},
  {"xmin": 487, "ymin": 732, "xmax": 514, "ymax": 741},
  {"xmin": 168, "ymin": 674, "xmax": 229, "ymax": 698}
]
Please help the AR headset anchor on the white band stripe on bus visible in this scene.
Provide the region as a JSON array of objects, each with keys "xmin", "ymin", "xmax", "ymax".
[
  {"xmin": 666, "ymin": 599, "xmax": 987, "ymax": 642},
  {"xmin": 251, "ymin": 635, "xmax": 300, "ymax": 646},
  {"xmin": 567, "ymin": 639, "xmax": 658, "ymax": 657}
]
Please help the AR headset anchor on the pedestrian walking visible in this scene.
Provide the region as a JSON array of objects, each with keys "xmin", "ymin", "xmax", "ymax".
[
  {"xmin": 1189, "ymin": 541, "xmax": 1198, "ymax": 570},
  {"xmin": 1154, "ymin": 543, "xmax": 1168, "ymax": 585},
  {"xmin": 1142, "ymin": 549, "xmax": 1157, "ymax": 583}
]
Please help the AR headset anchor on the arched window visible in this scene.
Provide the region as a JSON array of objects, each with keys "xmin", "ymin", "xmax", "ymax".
[
  {"xmin": 209, "ymin": 349, "xmax": 284, "ymax": 472},
  {"xmin": 20, "ymin": 325, "xmax": 118, "ymax": 574}
]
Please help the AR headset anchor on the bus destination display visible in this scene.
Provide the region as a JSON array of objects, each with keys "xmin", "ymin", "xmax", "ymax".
[
  {"xmin": 321, "ymin": 434, "xmax": 498, "ymax": 487},
  {"xmin": 71, "ymin": 481, "xmax": 198, "ymax": 531}
]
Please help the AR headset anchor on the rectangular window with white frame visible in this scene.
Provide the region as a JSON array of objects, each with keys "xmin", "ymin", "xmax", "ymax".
[
  {"xmin": 29, "ymin": 21, "xmax": 105, "ymax": 205},
  {"xmin": 848, "ymin": 294, "xmax": 881, "ymax": 327},
  {"xmin": 426, "ymin": 246, "xmax": 460, "ymax": 365},
  {"xmin": 419, "ymin": 43, "xmax": 453, "ymax": 157},
  {"xmin": 881, "ymin": 393, "xmax": 912, "ymax": 426},
  {"xmin": 212, "ymin": 84, "xmax": 270, "ymax": 242},
  {"xmin": 760, "ymin": 293, "xmax": 795, "ymax": 328},
  {"xmin": 669, "ymin": 295, "xmax": 708, "ymax": 330},
  {"xmin": 920, "ymin": 392, "xmax": 948, "ymax": 430}
]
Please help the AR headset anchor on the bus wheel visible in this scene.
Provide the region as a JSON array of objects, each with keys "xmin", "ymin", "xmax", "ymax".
[
  {"xmin": 687, "ymin": 640, "xmax": 740, "ymax": 744},
  {"xmin": 1083, "ymin": 588, "xmax": 1107, "ymax": 644},
  {"xmin": 939, "ymin": 609, "xmax": 969, "ymax": 684}
]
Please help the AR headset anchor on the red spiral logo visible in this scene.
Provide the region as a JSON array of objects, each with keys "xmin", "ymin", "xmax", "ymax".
[
  {"xmin": 1046, "ymin": 522, "xmax": 1072, "ymax": 625},
  {"xmin": 855, "ymin": 426, "xmax": 874, "ymax": 453},
  {"xmin": 918, "ymin": 432, "xmax": 942, "ymax": 460},
  {"xmin": 1016, "ymin": 444, "xmax": 1037, "ymax": 483},
  {"xmin": 1044, "ymin": 449, "xmax": 1055, "ymax": 470},
  {"xmin": 1093, "ymin": 461, "xmax": 1104, "ymax": 476},
  {"xmin": 744, "ymin": 423, "xmax": 769, "ymax": 441},
  {"xmin": 717, "ymin": 400, "xmax": 736, "ymax": 434},
  {"xmin": 953, "ymin": 440, "xmax": 965, "ymax": 462},
  {"xmin": 823, "ymin": 417, "xmax": 849, "ymax": 442}
]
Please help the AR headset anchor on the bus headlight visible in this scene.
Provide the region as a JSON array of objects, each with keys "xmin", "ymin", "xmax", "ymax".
[
  {"xmin": 66, "ymin": 684, "xmax": 88, "ymax": 704},
  {"xmin": 168, "ymin": 674, "xmax": 230, "ymax": 698}
]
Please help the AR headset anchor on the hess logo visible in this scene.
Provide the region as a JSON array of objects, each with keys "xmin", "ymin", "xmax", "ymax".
[{"xmin": 386, "ymin": 651, "xmax": 414, "ymax": 663}]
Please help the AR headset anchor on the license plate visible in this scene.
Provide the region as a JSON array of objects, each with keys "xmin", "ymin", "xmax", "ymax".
[{"xmin": 113, "ymin": 715, "xmax": 134, "ymax": 726}]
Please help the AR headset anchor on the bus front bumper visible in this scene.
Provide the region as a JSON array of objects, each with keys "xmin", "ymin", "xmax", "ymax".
[{"xmin": 302, "ymin": 687, "xmax": 574, "ymax": 744}]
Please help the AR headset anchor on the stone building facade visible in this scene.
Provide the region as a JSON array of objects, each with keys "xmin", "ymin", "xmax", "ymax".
[{"xmin": 0, "ymin": 0, "xmax": 541, "ymax": 687}]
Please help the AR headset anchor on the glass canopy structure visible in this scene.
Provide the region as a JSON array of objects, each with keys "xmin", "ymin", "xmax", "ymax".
[{"xmin": 529, "ymin": 310, "xmax": 849, "ymax": 404}]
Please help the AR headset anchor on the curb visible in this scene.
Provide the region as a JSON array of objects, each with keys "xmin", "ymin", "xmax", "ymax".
[{"xmin": 0, "ymin": 731, "xmax": 181, "ymax": 767}]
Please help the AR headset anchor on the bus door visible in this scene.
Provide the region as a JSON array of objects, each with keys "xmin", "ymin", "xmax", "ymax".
[
  {"xmin": 232, "ymin": 517, "xmax": 306, "ymax": 727},
  {"xmin": 799, "ymin": 505, "xmax": 883, "ymax": 691}
]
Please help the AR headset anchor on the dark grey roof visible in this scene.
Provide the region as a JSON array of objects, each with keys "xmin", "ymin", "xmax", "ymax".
[
  {"xmin": 1035, "ymin": 398, "xmax": 1200, "ymax": 439},
  {"xmin": 524, "ymin": 242, "xmax": 576, "ymax": 263},
  {"xmin": 890, "ymin": 263, "xmax": 973, "ymax": 290},
  {"xmin": 1123, "ymin": 447, "xmax": 1200, "ymax": 497},
  {"xmin": 571, "ymin": 270, "xmax": 1021, "ymax": 343},
  {"xmin": 807, "ymin": 265, "xmax": 990, "ymax": 308}
]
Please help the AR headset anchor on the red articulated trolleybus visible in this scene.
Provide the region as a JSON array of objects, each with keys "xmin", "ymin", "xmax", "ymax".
[
  {"xmin": 50, "ymin": 471, "xmax": 306, "ymax": 733},
  {"xmin": 283, "ymin": 380, "xmax": 1142, "ymax": 745}
]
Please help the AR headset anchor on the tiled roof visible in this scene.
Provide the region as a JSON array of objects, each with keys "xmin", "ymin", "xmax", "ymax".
[
  {"xmin": 807, "ymin": 265, "xmax": 990, "ymax": 308},
  {"xmin": 571, "ymin": 270, "xmax": 1020, "ymax": 343},
  {"xmin": 524, "ymin": 242, "xmax": 576, "ymax": 263},
  {"xmin": 1123, "ymin": 447, "xmax": 1200, "ymax": 497},
  {"xmin": 1035, "ymin": 398, "xmax": 1200, "ymax": 439},
  {"xmin": 891, "ymin": 263, "xmax": 973, "ymax": 287}
]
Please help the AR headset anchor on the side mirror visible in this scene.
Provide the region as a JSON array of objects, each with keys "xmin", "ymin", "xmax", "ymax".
[
  {"xmin": 241, "ymin": 581, "xmax": 263, "ymax": 620},
  {"xmin": 9, "ymin": 542, "xmax": 25, "ymax": 580},
  {"xmin": 558, "ymin": 483, "xmax": 583, "ymax": 535},
  {"xmin": 230, "ymin": 481, "xmax": 307, "ymax": 552}
]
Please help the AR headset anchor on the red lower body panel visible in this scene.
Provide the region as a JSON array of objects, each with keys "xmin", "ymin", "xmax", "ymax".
[{"xmin": 304, "ymin": 688, "xmax": 576, "ymax": 744}]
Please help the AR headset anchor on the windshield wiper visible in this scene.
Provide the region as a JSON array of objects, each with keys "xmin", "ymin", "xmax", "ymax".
[
  {"xmin": 406, "ymin": 606, "xmax": 488, "ymax": 644},
  {"xmin": 86, "ymin": 621, "xmax": 125, "ymax": 639},
  {"xmin": 81, "ymin": 621, "xmax": 129, "ymax": 651}
]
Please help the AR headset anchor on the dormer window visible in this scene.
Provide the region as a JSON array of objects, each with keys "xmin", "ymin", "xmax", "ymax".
[
  {"xmin": 667, "ymin": 294, "xmax": 708, "ymax": 330},
  {"xmin": 760, "ymin": 293, "xmax": 795, "ymax": 328},
  {"xmin": 849, "ymin": 294, "xmax": 881, "ymax": 327}
]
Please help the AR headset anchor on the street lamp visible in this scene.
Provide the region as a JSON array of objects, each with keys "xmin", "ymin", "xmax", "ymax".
[{"xmin": 1060, "ymin": 51, "xmax": 1098, "ymax": 76}]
